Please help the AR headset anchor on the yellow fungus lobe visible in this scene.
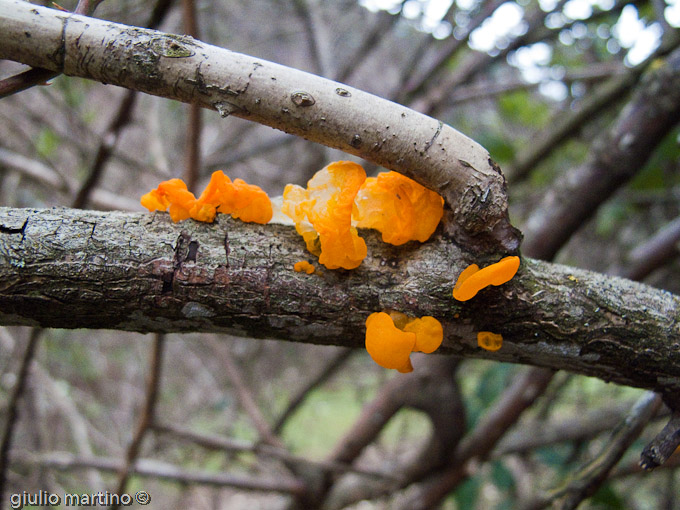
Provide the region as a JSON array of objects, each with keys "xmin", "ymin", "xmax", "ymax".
[
  {"xmin": 353, "ymin": 171, "xmax": 444, "ymax": 245},
  {"xmin": 404, "ymin": 316, "xmax": 444, "ymax": 354},
  {"xmin": 282, "ymin": 161, "xmax": 367, "ymax": 270},
  {"xmin": 477, "ymin": 331, "xmax": 503, "ymax": 352},
  {"xmin": 452, "ymin": 256, "xmax": 520, "ymax": 301},
  {"xmin": 365, "ymin": 312, "xmax": 444, "ymax": 372},
  {"xmin": 294, "ymin": 261, "xmax": 315, "ymax": 274},
  {"xmin": 365, "ymin": 312, "xmax": 416, "ymax": 373},
  {"xmin": 141, "ymin": 171, "xmax": 272, "ymax": 224}
]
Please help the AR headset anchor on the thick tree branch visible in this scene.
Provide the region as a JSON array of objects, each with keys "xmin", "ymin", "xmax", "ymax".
[
  {"xmin": 1, "ymin": 206, "xmax": 680, "ymax": 394},
  {"xmin": 0, "ymin": 0, "xmax": 521, "ymax": 252}
]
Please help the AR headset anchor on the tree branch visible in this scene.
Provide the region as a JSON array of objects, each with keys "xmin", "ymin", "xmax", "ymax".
[
  {"xmin": 1, "ymin": 206, "xmax": 680, "ymax": 394},
  {"xmin": 0, "ymin": 0, "xmax": 520, "ymax": 252}
]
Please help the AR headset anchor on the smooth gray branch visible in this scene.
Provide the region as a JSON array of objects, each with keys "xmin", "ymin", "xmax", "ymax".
[{"xmin": 0, "ymin": 0, "xmax": 520, "ymax": 252}]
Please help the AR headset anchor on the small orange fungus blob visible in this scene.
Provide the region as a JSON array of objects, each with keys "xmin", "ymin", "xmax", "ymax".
[
  {"xmin": 404, "ymin": 316, "xmax": 444, "ymax": 354},
  {"xmin": 477, "ymin": 331, "xmax": 503, "ymax": 352},
  {"xmin": 282, "ymin": 161, "xmax": 367, "ymax": 270},
  {"xmin": 294, "ymin": 261, "xmax": 315, "ymax": 274},
  {"xmin": 353, "ymin": 171, "xmax": 444, "ymax": 245},
  {"xmin": 365, "ymin": 312, "xmax": 416, "ymax": 373},
  {"xmin": 141, "ymin": 171, "xmax": 272, "ymax": 224},
  {"xmin": 365, "ymin": 312, "xmax": 444, "ymax": 372},
  {"xmin": 452, "ymin": 256, "xmax": 520, "ymax": 301}
]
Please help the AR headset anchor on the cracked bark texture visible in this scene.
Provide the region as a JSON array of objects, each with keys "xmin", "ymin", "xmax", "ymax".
[
  {"xmin": 1, "ymin": 206, "xmax": 680, "ymax": 395},
  {"xmin": 0, "ymin": 0, "xmax": 520, "ymax": 253}
]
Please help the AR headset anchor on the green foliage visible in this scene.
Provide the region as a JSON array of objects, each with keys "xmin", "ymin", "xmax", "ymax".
[
  {"xmin": 451, "ymin": 476, "xmax": 481, "ymax": 510},
  {"xmin": 628, "ymin": 127, "xmax": 680, "ymax": 191},
  {"xmin": 490, "ymin": 460, "xmax": 515, "ymax": 492},
  {"xmin": 462, "ymin": 362, "xmax": 516, "ymax": 430},
  {"xmin": 498, "ymin": 90, "xmax": 551, "ymax": 128},
  {"xmin": 595, "ymin": 200, "xmax": 636, "ymax": 237},
  {"xmin": 590, "ymin": 483, "xmax": 626, "ymax": 509},
  {"xmin": 281, "ymin": 380, "xmax": 374, "ymax": 458},
  {"xmin": 36, "ymin": 128, "xmax": 60, "ymax": 159}
]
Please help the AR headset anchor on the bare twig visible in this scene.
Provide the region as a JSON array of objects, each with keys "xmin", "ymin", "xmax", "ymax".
[
  {"xmin": 272, "ymin": 348, "xmax": 353, "ymax": 434},
  {"xmin": 71, "ymin": 90, "xmax": 139, "ymax": 208},
  {"xmin": 0, "ymin": 0, "xmax": 103, "ymax": 97},
  {"xmin": 182, "ymin": 0, "xmax": 202, "ymax": 192},
  {"xmin": 640, "ymin": 409, "xmax": 680, "ymax": 470},
  {"xmin": 291, "ymin": 0, "xmax": 331, "ymax": 77},
  {"xmin": 322, "ymin": 357, "xmax": 465, "ymax": 510},
  {"xmin": 0, "ymin": 67, "xmax": 57, "ymax": 99},
  {"xmin": 525, "ymin": 391, "xmax": 662, "ymax": 510},
  {"xmin": 111, "ymin": 333, "xmax": 165, "ymax": 510},
  {"xmin": 493, "ymin": 400, "xmax": 658, "ymax": 457},
  {"xmin": 152, "ymin": 421, "xmax": 397, "ymax": 481},
  {"xmin": 397, "ymin": 367, "xmax": 555, "ymax": 510},
  {"xmin": 399, "ymin": 0, "xmax": 506, "ymax": 102},
  {"xmin": 616, "ymin": 216, "xmax": 680, "ymax": 281},
  {"xmin": 205, "ymin": 336, "xmax": 283, "ymax": 448},
  {"xmin": 0, "ymin": 328, "xmax": 41, "ymax": 505},
  {"xmin": 71, "ymin": 0, "xmax": 175, "ymax": 208},
  {"xmin": 14, "ymin": 451, "xmax": 305, "ymax": 494}
]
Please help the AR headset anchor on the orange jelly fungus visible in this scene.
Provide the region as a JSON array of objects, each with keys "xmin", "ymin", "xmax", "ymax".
[
  {"xmin": 282, "ymin": 161, "xmax": 367, "ymax": 270},
  {"xmin": 353, "ymin": 171, "xmax": 444, "ymax": 245},
  {"xmin": 141, "ymin": 170, "xmax": 272, "ymax": 224},
  {"xmin": 365, "ymin": 312, "xmax": 416, "ymax": 373},
  {"xmin": 452, "ymin": 256, "xmax": 520, "ymax": 301},
  {"xmin": 477, "ymin": 331, "xmax": 503, "ymax": 352},
  {"xmin": 404, "ymin": 316, "xmax": 444, "ymax": 354},
  {"xmin": 293, "ymin": 261, "xmax": 315, "ymax": 274},
  {"xmin": 365, "ymin": 312, "xmax": 444, "ymax": 373}
]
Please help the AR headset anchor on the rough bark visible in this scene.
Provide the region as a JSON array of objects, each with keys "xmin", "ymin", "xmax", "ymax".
[
  {"xmin": 1, "ymin": 206, "xmax": 680, "ymax": 394},
  {"xmin": 0, "ymin": 0, "xmax": 520, "ymax": 253}
]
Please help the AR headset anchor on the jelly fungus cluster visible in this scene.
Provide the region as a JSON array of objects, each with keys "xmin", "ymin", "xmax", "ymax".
[
  {"xmin": 365, "ymin": 312, "xmax": 444, "ymax": 373},
  {"xmin": 282, "ymin": 161, "xmax": 368, "ymax": 270},
  {"xmin": 141, "ymin": 170, "xmax": 272, "ymax": 224},
  {"xmin": 282, "ymin": 161, "xmax": 444, "ymax": 269}
]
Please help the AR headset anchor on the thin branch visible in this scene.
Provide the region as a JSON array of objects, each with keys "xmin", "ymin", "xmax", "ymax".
[
  {"xmin": 334, "ymin": 9, "xmax": 399, "ymax": 84},
  {"xmin": 272, "ymin": 348, "xmax": 353, "ymax": 434},
  {"xmin": 152, "ymin": 421, "xmax": 398, "ymax": 481},
  {"xmin": 71, "ymin": 90, "xmax": 139, "ymax": 208},
  {"xmin": 505, "ymin": 45, "xmax": 673, "ymax": 184},
  {"xmin": 13, "ymin": 451, "xmax": 306, "ymax": 494},
  {"xmin": 182, "ymin": 0, "xmax": 202, "ymax": 192},
  {"xmin": 0, "ymin": 0, "xmax": 103, "ymax": 97},
  {"xmin": 448, "ymin": 62, "xmax": 625, "ymax": 106},
  {"xmin": 399, "ymin": 0, "xmax": 506, "ymax": 102},
  {"xmin": 0, "ymin": 328, "xmax": 41, "ymax": 504},
  {"xmin": 71, "ymin": 0, "xmax": 175, "ymax": 208},
  {"xmin": 640, "ymin": 409, "xmax": 680, "ymax": 470},
  {"xmin": 291, "ymin": 0, "xmax": 332, "ymax": 78},
  {"xmin": 409, "ymin": 0, "xmax": 569, "ymax": 116},
  {"xmin": 616, "ymin": 216, "xmax": 680, "ymax": 281},
  {"xmin": 493, "ymin": 400, "xmax": 658, "ymax": 457},
  {"xmin": 322, "ymin": 357, "xmax": 465, "ymax": 510},
  {"xmin": 111, "ymin": 333, "xmax": 165, "ymax": 510},
  {"xmin": 525, "ymin": 391, "xmax": 662, "ymax": 510},
  {"xmin": 205, "ymin": 336, "xmax": 283, "ymax": 448},
  {"xmin": 396, "ymin": 367, "xmax": 555, "ymax": 510},
  {"xmin": 0, "ymin": 67, "xmax": 57, "ymax": 99}
]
